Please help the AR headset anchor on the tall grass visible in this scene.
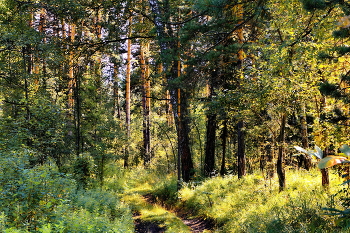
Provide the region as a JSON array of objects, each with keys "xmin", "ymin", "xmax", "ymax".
[{"xmin": 178, "ymin": 169, "xmax": 342, "ymax": 232}]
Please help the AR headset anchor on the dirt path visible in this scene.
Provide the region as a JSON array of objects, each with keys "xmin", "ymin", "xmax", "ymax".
[
  {"xmin": 133, "ymin": 194, "xmax": 214, "ymax": 233},
  {"xmin": 134, "ymin": 211, "xmax": 166, "ymax": 233},
  {"xmin": 179, "ymin": 215, "xmax": 214, "ymax": 233}
]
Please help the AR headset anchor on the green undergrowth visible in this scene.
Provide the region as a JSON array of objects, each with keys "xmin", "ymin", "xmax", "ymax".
[
  {"xmin": 178, "ymin": 169, "xmax": 342, "ymax": 233},
  {"xmin": 122, "ymin": 167, "xmax": 348, "ymax": 233},
  {"xmin": 0, "ymin": 150, "xmax": 134, "ymax": 232},
  {"xmin": 120, "ymin": 167, "xmax": 191, "ymax": 233}
]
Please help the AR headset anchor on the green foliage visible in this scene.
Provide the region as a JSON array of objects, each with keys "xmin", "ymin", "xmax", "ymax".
[
  {"xmin": 300, "ymin": 0, "xmax": 328, "ymax": 11},
  {"xmin": 73, "ymin": 156, "xmax": 92, "ymax": 190},
  {"xmin": 333, "ymin": 28, "xmax": 350, "ymax": 38},
  {"xmin": 72, "ymin": 189, "xmax": 131, "ymax": 223},
  {"xmin": 152, "ymin": 176, "xmax": 179, "ymax": 206},
  {"xmin": 0, "ymin": 149, "xmax": 134, "ymax": 232},
  {"xmin": 0, "ymin": 149, "xmax": 75, "ymax": 231},
  {"xmin": 40, "ymin": 191, "xmax": 133, "ymax": 233},
  {"xmin": 178, "ymin": 170, "xmax": 336, "ymax": 232},
  {"xmin": 319, "ymin": 81, "xmax": 343, "ymax": 98}
]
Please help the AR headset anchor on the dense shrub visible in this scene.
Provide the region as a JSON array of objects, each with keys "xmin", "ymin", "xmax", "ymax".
[
  {"xmin": 0, "ymin": 150, "xmax": 134, "ymax": 232},
  {"xmin": 0, "ymin": 150, "xmax": 75, "ymax": 231}
]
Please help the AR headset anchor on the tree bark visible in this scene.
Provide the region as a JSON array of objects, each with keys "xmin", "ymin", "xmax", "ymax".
[
  {"xmin": 300, "ymin": 105, "xmax": 312, "ymax": 170},
  {"xmin": 141, "ymin": 42, "xmax": 151, "ymax": 165},
  {"xmin": 177, "ymin": 89, "xmax": 194, "ymax": 181},
  {"xmin": 322, "ymin": 148, "xmax": 330, "ymax": 188},
  {"xmin": 124, "ymin": 18, "xmax": 132, "ymax": 167},
  {"xmin": 237, "ymin": 120, "xmax": 246, "ymax": 178},
  {"xmin": 220, "ymin": 119, "xmax": 228, "ymax": 176},
  {"xmin": 204, "ymin": 113, "xmax": 217, "ymax": 176},
  {"xmin": 204, "ymin": 81, "xmax": 217, "ymax": 177},
  {"xmin": 112, "ymin": 71, "xmax": 121, "ymax": 119},
  {"xmin": 277, "ymin": 114, "xmax": 286, "ymax": 192}
]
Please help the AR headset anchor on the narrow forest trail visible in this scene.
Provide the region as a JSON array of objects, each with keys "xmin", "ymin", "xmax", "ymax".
[{"xmin": 121, "ymin": 190, "xmax": 214, "ymax": 233}]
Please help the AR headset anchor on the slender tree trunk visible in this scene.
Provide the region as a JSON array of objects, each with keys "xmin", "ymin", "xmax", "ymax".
[
  {"xmin": 113, "ymin": 74, "xmax": 121, "ymax": 119},
  {"xmin": 68, "ymin": 24, "xmax": 76, "ymax": 113},
  {"xmin": 235, "ymin": 3, "xmax": 246, "ymax": 179},
  {"xmin": 220, "ymin": 119, "xmax": 228, "ymax": 176},
  {"xmin": 300, "ymin": 105, "xmax": 312, "ymax": 170},
  {"xmin": 204, "ymin": 114, "xmax": 217, "ymax": 176},
  {"xmin": 277, "ymin": 114, "xmax": 287, "ymax": 192},
  {"xmin": 33, "ymin": 8, "xmax": 46, "ymax": 91},
  {"xmin": 322, "ymin": 148, "xmax": 330, "ymax": 188},
  {"xmin": 124, "ymin": 18, "xmax": 132, "ymax": 167},
  {"xmin": 204, "ymin": 81, "xmax": 217, "ymax": 177},
  {"xmin": 177, "ymin": 89, "xmax": 194, "ymax": 181},
  {"xmin": 237, "ymin": 120, "xmax": 246, "ymax": 178},
  {"xmin": 22, "ymin": 45, "xmax": 32, "ymax": 122},
  {"xmin": 321, "ymin": 167, "xmax": 329, "ymax": 188},
  {"xmin": 141, "ymin": 42, "xmax": 151, "ymax": 165}
]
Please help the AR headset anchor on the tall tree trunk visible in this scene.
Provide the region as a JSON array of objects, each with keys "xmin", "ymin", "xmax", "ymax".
[
  {"xmin": 204, "ymin": 113, "xmax": 217, "ymax": 176},
  {"xmin": 204, "ymin": 81, "xmax": 217, "ymax": 177},
  {"xmin": 237, "ymin": 120, "xmax": 246, "ymax": 178},
  {"xmin": 177, "ymin": 89, "xmax": 194, "ymax": 181},
  {"xmin": 113, "ymin": 69, "xmax": 121, "ymax": 119},
  {"xmin": 33, "ymin": 8, "xmax": 46, "ymax": 92},
  {"xmin": 300, "ymin": 105, "xmax": 312, "ymax": 170},
  {"xmin": 22, "ymin": 46, "xmax": 32, "ymax": 122},
  {"xmin": 68, "ymin": 24, "xmax": 82, "ymax": 158},
  {"xmin": 235, "ymin": 3, "xmax": 246, "ymax": 179},
  {"xmin": 68, "ymin": 24, "xmax": 76, "ymax": 113},
  {"xmin": 141, "ymin": 42, "xmax": 151, "ymax": 165},
  {"xmin": 322, "ymin": 148, "xmax": 330, "ymax": 188},
  {"xmin": 124, "ymin": 18, "xmax": 132, "ymax": 167},
  {"xmin": 277, "ymin": 114, "xmax": 287, "ymax": 192},
  {"xmin": 149, "ymin": 0, "xmax": 194, "ymax": 182},
  {"xmin": 220, "ymin": 119, "xmax": 228, "ymax": 176}
]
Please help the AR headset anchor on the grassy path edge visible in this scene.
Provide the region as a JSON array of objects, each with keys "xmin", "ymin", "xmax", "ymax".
[{"xmin": 121, "ymin": 190, "xmax": 192, "ymax": 233}]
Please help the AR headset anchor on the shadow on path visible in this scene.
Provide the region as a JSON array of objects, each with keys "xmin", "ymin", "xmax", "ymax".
[{"xmin": 133, "ymin": 194, "xmax": 215, "ymax": 233}]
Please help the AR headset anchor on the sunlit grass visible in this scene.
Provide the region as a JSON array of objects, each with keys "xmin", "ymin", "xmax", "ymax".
[
  {"xmin": 117, "ymin": 165, "xmax": 349, "ymax": 232},
  {"xmin": 178, "ymin": 169, "xmax": 343, "ymax": 232},
  {"xmin": 121, "ymin": 191, "xmax": 191, "ymax": 233}
]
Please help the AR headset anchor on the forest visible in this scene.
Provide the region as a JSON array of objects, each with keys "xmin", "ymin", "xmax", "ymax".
[{"xmin": 2, "ymin": 0, "xmax": 350, "ymax": 232}]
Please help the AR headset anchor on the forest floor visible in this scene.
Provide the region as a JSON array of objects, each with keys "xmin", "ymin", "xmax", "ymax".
[{"xmin": 123, "ymin": 191, "xmax": 214, "ymax": 233}]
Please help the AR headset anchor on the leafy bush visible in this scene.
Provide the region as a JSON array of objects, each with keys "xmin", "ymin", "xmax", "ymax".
[
  {"xmin": 45, "ymin": 193, "xmax": 134, "ymax": 233},
  {"xmin": 73, "ymin": 156, "xmax": 92, "ymax": 189},
  {"xmin": 152, "ymin": 176, "xmax": 178, "ymax": 206},
  {"xmin": 0, "ymin": 149, "xmax": 75, "ymax": 231},
  {"xmin": 0, "ymin": 149, "xmax": 134, "ymax": 232}
]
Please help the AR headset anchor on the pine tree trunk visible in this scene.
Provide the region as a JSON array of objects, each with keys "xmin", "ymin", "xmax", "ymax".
[
  {"xmin": 277, "ymin": 114, "xmax": 287, "ymax": 192},
  {"xmin": 204, "ymin": 81, "xmax": 217, "ymax": 177},
  {"xmin": 177, "ymin": 89, "xmax": 194, "ymax": 181},
  {"xmin": 112, "ymin": 72, "xmax": 121, "ymax": 119},
  {"xmin": 204, "ymin": 113, "xmax": 217, "ymax": 176},
  {"xmin": 220, "ymin": 119, "xmax": 228, "ymax": 176},
  {"xmin": 68, "ymin": 24, "xmax": 76, "ymax": 113},
  {"xmin": 124, "ymin": 18, "xmax": 132, "ymax": 167},
  {"xmin": 237, "ymin": 120, "xmax": 246, "ymax": 178},
  {"xmin": 141, "ymin": 43, "xmax": 151, "ymax": 165},
  {"xmin": 322, "ymin": 148, "xmax": 330, "ymax": 188},
  {"xmin": 300, "ymin": 106, "xmax": 312, "ymax": 170}
]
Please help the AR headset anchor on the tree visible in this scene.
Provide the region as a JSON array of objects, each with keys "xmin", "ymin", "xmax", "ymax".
[{"xmin": 148, "ymin": 0, "xmax": 194, "ymax": 182}]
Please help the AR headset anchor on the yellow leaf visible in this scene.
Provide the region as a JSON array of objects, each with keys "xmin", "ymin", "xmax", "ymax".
[{"xmin": 318, "ymin": 156, "xmax": 347, "ymax": 169}]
